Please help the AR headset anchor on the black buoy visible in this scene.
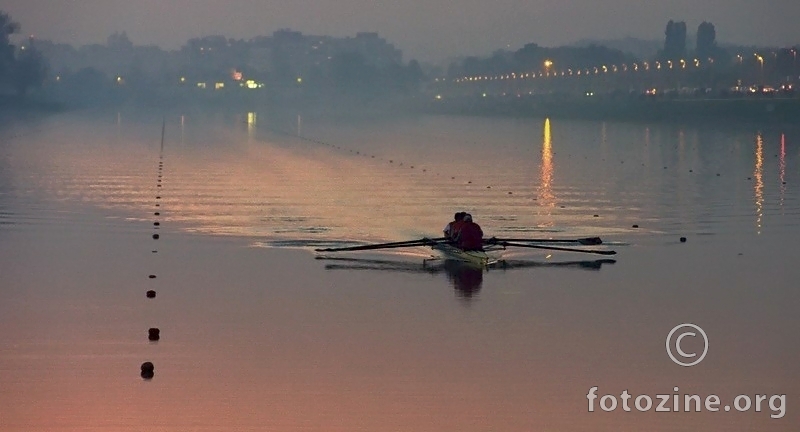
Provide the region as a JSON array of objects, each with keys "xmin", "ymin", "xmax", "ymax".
[
  {"xmin": 508, "ymin": 192, "xmax": 513, "ymax": 195},
  {"xmin": 680, "ymin": 237, "xmax": 687, "ymax": 243},
  {"xmin": 148, "ymin": 328, "xmax": 160, "ymax": 341},
  {"xmin": 154, "ymin": 212, "xmax": 160, "ymax": 216},
  {"xmin": 593, "ymin": 214, "xmax": 599, "ymax": 217},
  {"xmin": 632, "ymin": 224, "xmax": 639, "ymax": 228},
  {"xmin": 141, "ymin": 362, "xmax": 154, "ymax": 379},
  {"xmin": 156, "ymin": 196, "xmax": 161, "ymax": 199},
  {"xmin": 689, "ymin": 169, "xmax": 693, "ymax": 172},
  {"xmin": 716, "ymin": 173, "xmax": 720, "ymax": 177},
  {"xmin": 486, "ymin": 186, "xmax": 491, "ymax": 189},
  {"xmin": 148, "ymin": 274, "xmax": 156, "ymax": 279},
  {"xmin": 152, "ymin": 234, "xmax": 160, "ymax": 239},
  {"xmin": 146, "ymin": 290, "xmax": 156, "ymax": 298},
  {"xmin": 154, "ymin": 222, "xmax": 160, "ymax": 226}
]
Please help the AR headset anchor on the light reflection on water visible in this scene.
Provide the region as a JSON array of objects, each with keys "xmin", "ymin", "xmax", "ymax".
[
  {"xmin": 754, "ymin": 132, "xmax": 765, "ymax": 234},
  {"xmin": 3, "ymin": 113, "xmax": 798, "ymax": 243}
]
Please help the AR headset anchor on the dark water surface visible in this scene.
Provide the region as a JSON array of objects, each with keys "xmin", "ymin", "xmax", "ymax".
[{"xmin": 1, "ymin": 112, "xmax": 798, "ymax": 431}]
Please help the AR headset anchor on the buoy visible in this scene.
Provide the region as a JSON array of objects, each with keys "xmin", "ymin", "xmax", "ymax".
[
  {"xmin": 146, "ymin": 290, "xmax": 156, "ymax": 298},
  {"xmin": 148, "ymin": 275, "xmax": 156, "ymax": 279},
  {"xmin": 148, "ymin": 328, "xmax": 160, "ymax": 341},
  {"xmin": 680, "ymin": 237, "xmax": 687, "ymax": 243},
  {"xmin": 632, "ymin": 224, "xmax": 639, "ymax": 228},
  {"xmin": 154, "ymin": 212, "xmax": 160, "ymax": 216},
  {"xmin": 154, "ymin": 222, "xmax": 160, "ymax": 226},
  {"xmin": 141, "ymin": 362, "xmax": 154, "ymax": 379},
  {"xmin": 508, "ymin": 192, "xmax": 513, "ymax": 195},
  {"xmin": 593, "ymin": 214, "xmax": 599, "ymax": 218},
  {"xmin": 153, "ymin": 234, "xmax": 160, "ymax": 239}
]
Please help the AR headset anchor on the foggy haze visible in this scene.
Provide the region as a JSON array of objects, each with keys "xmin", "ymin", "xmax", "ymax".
[{"xmin": 4, "ymin": 0, "xmax": 800, "ymax": 62}]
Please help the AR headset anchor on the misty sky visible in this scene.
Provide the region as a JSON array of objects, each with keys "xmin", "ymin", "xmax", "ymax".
[{"xmin": 3, "ymin": 0, "xmax": 799, "ymax": 62}]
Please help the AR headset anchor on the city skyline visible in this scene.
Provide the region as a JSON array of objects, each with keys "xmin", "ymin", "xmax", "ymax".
[{"xmin": 3, "ymin": 0, "xmax": 800, "ymax": 63}]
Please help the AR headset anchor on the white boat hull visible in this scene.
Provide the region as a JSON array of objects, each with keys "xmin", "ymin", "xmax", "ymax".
[{"xmin": 430, "ymin": 243, "xmax": 500, "ymax": 267}]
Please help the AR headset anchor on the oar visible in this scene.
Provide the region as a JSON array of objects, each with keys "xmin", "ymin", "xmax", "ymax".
[
  {"xmin": 315, "ymin": 237, "xmax": 444, "ymax": 252},
  {"xmin": 498, "ymin": 241, "xmax": 616, "ymax": 256},
  {"xmin": 486, "ymin": 237, "xmax": 603, "ymax": 246}
]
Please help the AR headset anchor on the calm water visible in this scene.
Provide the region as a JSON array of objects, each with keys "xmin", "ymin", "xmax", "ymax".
[{"xmin": 1, "ymin": 111, "xmax": 798, "ymax": 431}]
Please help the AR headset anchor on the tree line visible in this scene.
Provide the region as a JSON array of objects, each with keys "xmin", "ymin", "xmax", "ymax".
[{"xmin": 0, "ymin": 11, "xmax": 47, "ymax": 98}]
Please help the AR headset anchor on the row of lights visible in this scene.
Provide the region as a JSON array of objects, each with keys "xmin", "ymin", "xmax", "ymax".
[
  {"xmin": 446, "ymin": 58, "xmax": 719, "ymax": 83},
  {"xmin": 445, "ymin": 50, "xmax": 798, "ymax": 84}
]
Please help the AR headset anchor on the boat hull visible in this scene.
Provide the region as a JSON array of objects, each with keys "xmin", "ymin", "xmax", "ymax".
[{"xmin": 431, "ymin": 243, "xmax": 499, "ymax": 267}]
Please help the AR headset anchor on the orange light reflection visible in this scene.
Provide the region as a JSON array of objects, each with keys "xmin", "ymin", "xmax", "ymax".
[
  {"xmin": 538, "ymin": 118, "xmax": 556, "ymax": 214},
  {"xmin": 754, "ymin": 133, "xmax": 764, "ymax": 234}
]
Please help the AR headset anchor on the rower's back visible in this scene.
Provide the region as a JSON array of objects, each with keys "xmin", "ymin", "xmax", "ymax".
[{"xmin": 457, "ymin": 215, "xmax": 483, "ymax": 251}]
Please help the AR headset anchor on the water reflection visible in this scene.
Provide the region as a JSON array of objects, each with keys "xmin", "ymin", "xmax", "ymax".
[
  {"xmin": 443, "ymin": 260, "xmax": 483, "ymax": 299},
  {"xmin": 11, "ymin": 114, "xmax": 800, "ymax": 243},
  {"xmin": 538, "ymin": 118, "xmax": 556, "ymax": 212},
  {"xmin": 247, "ymin": 112, "xmax": 257, "ymax": 139},
  {"xmin": 320, "ymin": 255, "xmax": 616, "ymax": 300},
  {"xmin": 754, "ymin": 133, "xmax": 764, "ymax": 234},
  {"xmin": 780, "ymin": 134, "xmax": 786, "ymax": 208}
]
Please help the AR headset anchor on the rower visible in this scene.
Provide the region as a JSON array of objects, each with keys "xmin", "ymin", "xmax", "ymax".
[
  {"xmin": 443, "ymin": 212, "xmax": 466, "ymax": 240},
  {"xmin": 455, "ymin": 214, "xmax": 484, "ymax": 251}
]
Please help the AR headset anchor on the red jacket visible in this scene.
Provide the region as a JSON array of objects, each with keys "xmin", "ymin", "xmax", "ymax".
[
  {"xmin": 456, "ymin": 221, "xmax": 483, "ymax": 251},
  {"xmin": 446, "ymin": 220, "xmax": 466, "ymax": 240}
]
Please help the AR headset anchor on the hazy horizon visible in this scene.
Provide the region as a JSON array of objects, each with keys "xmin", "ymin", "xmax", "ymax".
[{"xmin": 3, "ymin": 0, "xmax": 800, "ymax": 63}]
